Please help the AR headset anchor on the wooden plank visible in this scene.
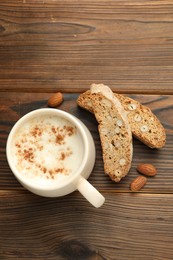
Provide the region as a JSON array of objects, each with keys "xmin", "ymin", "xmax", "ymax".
[
  {"xmin": 0, "ymin": 92, "xmax": 172, "ymax": 193},
  {"xmin": 1, "ymin": 1, "xmax": 173, "ymax": 93},
  {"xmin": 0, "ymin": 190, "xmax": 173, "ymax": 260}
]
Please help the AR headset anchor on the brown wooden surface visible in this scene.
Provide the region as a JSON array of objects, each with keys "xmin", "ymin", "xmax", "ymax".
[
  {"xmin": 1, "ymin": 0, "xmax": 173, "ymax": 94},
  {"xmin": 1, "ymin": 1, "xmax": 173, "ymax": 260}
]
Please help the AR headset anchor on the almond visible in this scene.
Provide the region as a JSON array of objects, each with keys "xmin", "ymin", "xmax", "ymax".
[
  {"xmin": 137, "ymin": 163, "xmax": 157, "ymax": 177},
  {"xmin": 48, "ymin": 92, "xmax": 63, "ymax": 107},
  {"xmin": 130, "ymin": 176, "xmax": 147, "ymax": 192}
]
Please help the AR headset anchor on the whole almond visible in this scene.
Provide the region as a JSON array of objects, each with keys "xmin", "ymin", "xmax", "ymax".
[
  {"xmin": 137, "ymin": 163, "xmax": 157, "ymax": 177},
  {"xmin": 130, "ymin": 176, "xmax": 147, "ymax": 192},
  {"xmin": 48, "ymin": 92, "xmax": 63, "ymax": 107}
]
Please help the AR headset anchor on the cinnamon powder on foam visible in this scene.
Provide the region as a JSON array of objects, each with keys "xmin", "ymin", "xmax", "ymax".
[{"xmin": 13, "ymin": 116, "xmax": 82, "ymax": 184}]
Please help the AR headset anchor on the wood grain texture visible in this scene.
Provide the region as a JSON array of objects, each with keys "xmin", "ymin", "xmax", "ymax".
[
  {"xmin": 0, "ymin": 92, "xmax": 172, "ymax": 193},
  {"xmin": 1, "ymin": 1, "xmax": 173, "ymax": 259},
  {"xmin": 1, "ymin": 1, "xmax": 173, "ymax": 93},
  {"xmin": 1, "ymin": 94, "xmax": 173, "ymax": 259},
  {"xmin": 0, "ymin": 191, "xmax": 173, "ymax": 260},
  {"xmin": 0, "ymin": 92, "xmax": 173, "ymax": 260}
]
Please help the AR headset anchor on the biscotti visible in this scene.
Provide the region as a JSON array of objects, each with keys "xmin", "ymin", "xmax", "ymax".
[
  {"xmin": 77, "ymin": 85, "xmax": 166, "ymax": 148},
  {"xmin": 90, "ymin": 84, "xmax": 133, "ymax": 182},
  {"xmin": 115, "ymin": 94, "xmax": 166, "ymax": 148}
]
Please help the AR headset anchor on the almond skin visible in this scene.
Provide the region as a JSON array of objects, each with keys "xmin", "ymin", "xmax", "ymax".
[
  {"xmin": 48, "ymin": 92, "xmax": 63, "ymax": 107},
  {"xmin": 137, "ymin": 163, "xmax": 157, "ymax": 177},
  {"xmin": 130, "ymin": 176, "xmax": 147, "ymax": 192}
]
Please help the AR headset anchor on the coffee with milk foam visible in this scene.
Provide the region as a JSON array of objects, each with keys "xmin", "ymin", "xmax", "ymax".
[{"xmin": 12, "ymin": 115, "xmax": 84, "ymax": 187}]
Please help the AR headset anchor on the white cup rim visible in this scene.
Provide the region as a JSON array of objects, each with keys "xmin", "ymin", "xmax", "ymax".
[{"xmin": 6, "ymin": 108, "xmax": 91, "ymax": 191}]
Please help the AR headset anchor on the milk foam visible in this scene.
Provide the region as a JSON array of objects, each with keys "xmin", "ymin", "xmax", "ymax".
[{"xmin": 12, "ymin": 115, "xmax": 84, "ymax": 187}]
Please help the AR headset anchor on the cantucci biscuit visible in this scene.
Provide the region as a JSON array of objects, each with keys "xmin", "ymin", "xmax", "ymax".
[
  {"xmin": 115, "ymin": 94, "xmax": 166, "ymax": 148},
  {"xmin": 77, "ymin": 85, "xmax": 166, "ymax": 148},
  {"xmin": 90, "ymin": 84, "xmax": 133, "ymax": 182}
]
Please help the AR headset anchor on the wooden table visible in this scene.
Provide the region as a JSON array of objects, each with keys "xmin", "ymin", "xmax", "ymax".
[{"xmin": 1, "ymin": 1, "xmax": 173, "ymax": 259}]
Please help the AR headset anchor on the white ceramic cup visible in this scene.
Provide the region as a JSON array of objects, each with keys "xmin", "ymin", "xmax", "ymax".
[{"xmin": 6, "ymin": 108, "xmax": 105, "ymax": 208}]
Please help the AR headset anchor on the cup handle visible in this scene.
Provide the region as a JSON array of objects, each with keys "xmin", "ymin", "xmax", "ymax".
[{"xmin": 76, "ymin": 177, "xmax": 105, "ymax": 208}]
